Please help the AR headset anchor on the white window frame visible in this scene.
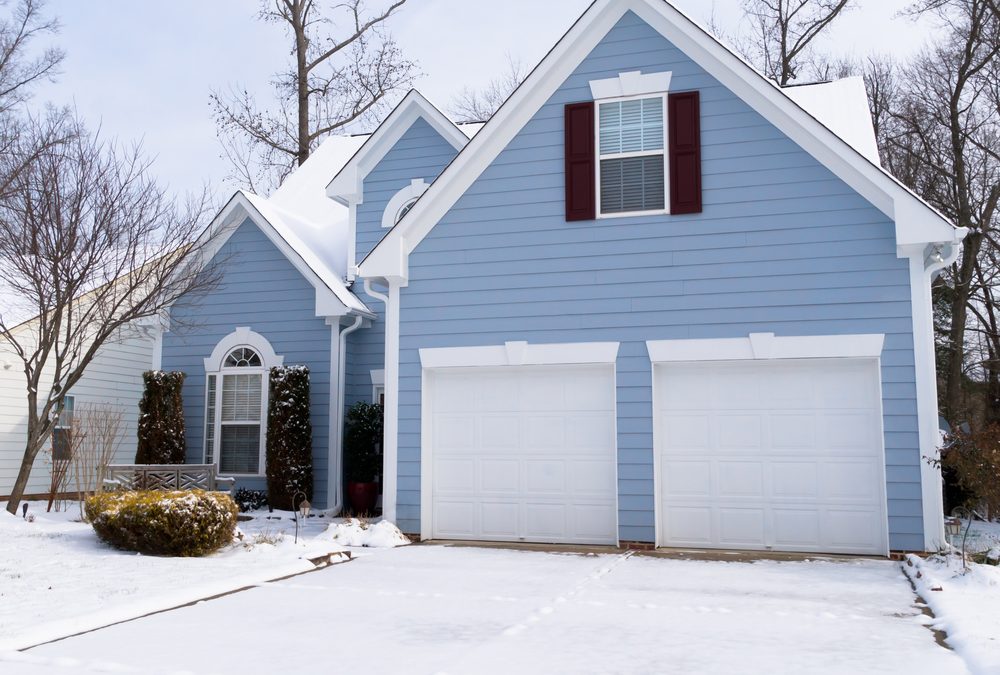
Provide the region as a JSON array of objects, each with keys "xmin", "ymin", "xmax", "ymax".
[
  {"xmin": 203, "ymin": 328, "xmax": 283, "ymax": 476},
  {"xmin": 370, "ymin": 368, "xmax": 385, "ymax": 405},
  {"xmin": 594, "ymin": 92, "xmax": 670, "ymax": 219},
  {"xmin": 52, "ymin": 395, "xmax": 75, "ymax": 460},
  {"xmin": 381, "ymin": 178, "xmax": 429, "ymax": 229}
]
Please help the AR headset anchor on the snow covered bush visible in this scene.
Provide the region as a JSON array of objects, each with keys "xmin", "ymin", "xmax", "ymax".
[
  {"xmin": 266, "ymin": 366, "xmax": 313, "ymax": 510},
  {"xmin": 135, "ymin": 371, "xmax": 186, "ymax": 464},
  {"xmin": 85, "ymin": 490, "xmax": 238, "ymax": 556},
  {"xmin": 233, "ymin": 487, "xmax": 269, "ymax": 512}
]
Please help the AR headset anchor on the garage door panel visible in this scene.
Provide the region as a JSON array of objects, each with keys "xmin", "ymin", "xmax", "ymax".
[
  {"xmin": 659, "ymin": 366, "xmax": 713, "ymax": 409},
  {"xmin": 480, "ymin": 502, "xmax": 519, "ymax": 538},
  {"xmin": 771, "ymin": 462, "xmax": 819, "ymax": 499},
  {"xmin": 717, "ymin": 414, "xmax": 763, "ymax": 450},
  {"xmin": 525, "ymin": 460, "xmax": 566, "ymax": 494},
  {"xmin": 662, "ymin": 460, "xmax": 711, "ymax": 497},
  {"xmin": 480, "ymin": 459, "xmax": 520, "ymax": 494},
  {"xmin": 430, "ymin": 364, "xmax": 618, "ymax": 545},
  {"xmin": 663, "ymin": 414, "xmax": 711, "ymax": 450},
  {"xmin": 718, "ymin": 462, "xmax": 764, "ymax": 498},
  {"xmin": 769, "ymin": 414, "xmax": 815, "ymax": 450},
  {"xmin": 656, "ymin": 358, "xmax": 887, "ymax": 555},
  {"xmin": 663, "ymin": 506, "xmax": 713, "ymax": 545},
  {"xmin": 719, "ymin": 508, "xmax": 766, "ymax": 546}
]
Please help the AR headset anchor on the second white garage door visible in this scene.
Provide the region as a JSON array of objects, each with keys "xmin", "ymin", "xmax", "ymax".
[
  {"xmin": 654, "ymin": 358, "xmax": 888, "ymax": 555},
  {"xmin": 427, "ymin": 364, "xmax": 618, "ymax": 545}
]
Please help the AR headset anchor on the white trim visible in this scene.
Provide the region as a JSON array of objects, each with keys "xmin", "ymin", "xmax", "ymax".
[
  {"xmin": 379, "ymin": 281, "xmax": 404, "ymax": 523},
  {"xmin": 645, "ymin": 332, "xmax": 885, "ymax": 363},
  {"xmin": 906, "ymin": 244, "xmax": 958, "ymax": 551},
  {"xmin": 359, "ymin": 0, "xmax": 963, "ymax": 281},
  {"xmin": 370, "ymin": 368, "xmax": 385, "ymax": 403},
  {"xmin": 327, "ymin": 320, "xmax": 340, "ymax": 511},
  {"xmin": 203, "ymin": 327, "xmax": 284, "ymax": 371},
  {"xmin": 382, "ymin": 179, "xmax": 428, "ymax": 229},
  {"xmin": 419, "ymin": 340, "xmax": 621, "ymax": 369},
  {"xmin": 595, "ymin": 93, "xmax": 669, "ymax": 219},
  {"xmin": 327, "ymin": 90, "xmax": 468, "ymax": 205},
  {"xmin": 590, "ymin": 69, "xmax": 672, "ymax": 99},
  {"xmin": 650, "ymin": 356, "xmax": 890, "ymax": 556},
  {"xmin": 203, "ymin": 328, "xmax": 282, "ymax": 478}
]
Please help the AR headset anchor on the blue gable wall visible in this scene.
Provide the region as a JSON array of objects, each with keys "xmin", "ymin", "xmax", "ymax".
[
  {"xmin": 393, "ymin": 12, "xmax": 922, "ymax": 549},
  {"xmin": 346, "ymin": 117, "xmax": 462, "ymax": 409},
  {"xmin": 162, "ymin": 218, "xmax": 334, "ymax": 506}
]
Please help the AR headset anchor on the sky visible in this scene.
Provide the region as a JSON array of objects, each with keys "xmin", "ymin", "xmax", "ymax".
[{"xmin": 34, "ymin": 0, "xmax": 935, "ymax": 201}]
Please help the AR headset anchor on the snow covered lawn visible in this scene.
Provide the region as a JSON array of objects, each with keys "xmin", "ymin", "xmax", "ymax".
[
  {"xmin": 3, "ymin": 544, "xmax": 970, "ymax": 675},
  {"xmin": 0, "ymin": 501, "xmax": 361, "ymax": 651}
]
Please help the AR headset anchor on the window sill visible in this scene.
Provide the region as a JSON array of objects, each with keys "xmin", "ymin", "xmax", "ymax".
[{"xmin": 597, "ymin": 209, "xmax": 670, "ymax": 220}]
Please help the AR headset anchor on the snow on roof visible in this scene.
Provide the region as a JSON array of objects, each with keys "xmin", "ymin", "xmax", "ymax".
[
  {"xmin": 783, "ymin": 77, "xmax": 881, "ymax": 165},
  {"xmin": 269, "ymin": 133, "xmax": 369, "ymax": 278},
  {"xmin": 240, "ymin": 190, "xmax": 372, "ymax": 315}
]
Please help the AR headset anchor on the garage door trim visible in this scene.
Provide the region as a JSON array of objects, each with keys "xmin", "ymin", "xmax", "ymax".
[
  {"xmin": 419, "ymin": 341, "xmax": 621, "ymax": 543},
  {"xmin": 647, "ymin": 333, "xmax": 889, "ymax": 555}
]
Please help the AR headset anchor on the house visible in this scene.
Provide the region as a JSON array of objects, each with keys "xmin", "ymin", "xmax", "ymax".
[
  {"xmin": 0, "ymin": 322, "xmax": 155, "ymax": 499},
  {"xmin": 159, "ymin": 0, "xmax": 964, "ymax": 555}
]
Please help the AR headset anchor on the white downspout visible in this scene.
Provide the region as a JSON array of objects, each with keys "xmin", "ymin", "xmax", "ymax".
[
  {"xmin": 332, "ymin": 314, "xmax": 364, "ymax": 515},
  {"xmin": 363, "ymin": 278, "xmax": 396, "ymax": 522}
]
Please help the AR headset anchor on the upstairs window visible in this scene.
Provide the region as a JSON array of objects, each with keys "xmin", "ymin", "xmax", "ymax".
[
  {"xmin": 597, "ymin": 96, "xmax": 666, "ymax": 216},
  {"xmin": 52, "ymin": 395, "xmax": 75, "ymax": 461}
]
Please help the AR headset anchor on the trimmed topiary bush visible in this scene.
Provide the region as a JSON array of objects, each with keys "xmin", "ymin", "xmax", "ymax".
[
  {"xmin": 266, "ymin": 365, "xmax": 313, "ymax": 511},
  {"xmin": 344, "ymin": 402, "xmax": 383, "ymax": 483},
  {"xmin": 135, "ymin": 371, "xmax": 187, "ymax": 464},
  {"xmin": 85, "ymin": 490, "xmax": 237, "ymax": 556}
]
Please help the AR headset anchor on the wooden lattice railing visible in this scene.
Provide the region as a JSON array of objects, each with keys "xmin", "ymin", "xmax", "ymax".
[{"xmin": 104, "ymin": 464, "xmax": 236, "ymax": 492}]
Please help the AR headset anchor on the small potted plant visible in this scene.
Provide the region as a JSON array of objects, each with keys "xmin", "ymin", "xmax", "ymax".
[{"xmin": 344, "ymin": 402, "xmax": 383, "ymax": 514}]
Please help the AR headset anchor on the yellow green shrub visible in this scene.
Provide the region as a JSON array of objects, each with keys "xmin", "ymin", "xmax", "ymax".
[{"xmin": 85, "ymin": 490, "xmax": 238, "ymax": 557}]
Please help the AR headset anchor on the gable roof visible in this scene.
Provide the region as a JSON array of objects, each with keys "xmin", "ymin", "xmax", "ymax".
[
  {"xmin": 195, "ymin": 191, "xmax": 374, "ymax": 318},
  {"xmin": 326, "ymin": 90, "xmax": 477, "ymax": 205},
  {"xmin": 360, "ymin": 0, "xmax": 965, "ymax": 281}
]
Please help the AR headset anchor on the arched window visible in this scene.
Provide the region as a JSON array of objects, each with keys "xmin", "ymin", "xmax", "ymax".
[
  {"xmin": 395, "ymin": 198, "xmax": 418, "ymax": 224},
  {"xmin": 381, "ymin": 178, "xmax": 428, "ymax": 228},
  {"xmin": 203, "ymin": 328, "xmax": 282, "ymax": 476}
]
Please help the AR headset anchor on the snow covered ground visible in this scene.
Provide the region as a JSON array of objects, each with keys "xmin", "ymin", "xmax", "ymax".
[
  {"xmin": 0, "ymin": 501, "xmax": 402, "ymax": 651},
  {"xmin": 905, "ymin": 548, "xmax": 1000, "ymax": 674},
  {"xmin": 2, "ymin": 544, "xmax": 969, "ymax": 675}
]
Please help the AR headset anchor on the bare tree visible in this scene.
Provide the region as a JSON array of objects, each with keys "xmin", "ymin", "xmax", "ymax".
[
  {"xmin": 739, "ymin": 0, "xmax": 854, "ymax": 85},
  {"xmin": 0, "ymin": 0, "xmax": 62, "ymax": 115},
  {"xmin": 450, "ymin": 55, "xmax": 527, "ymax": 123},
  {"xmin": 0, "ymin": 113, "xmax": 218, "ymax": 515},
  {"xmin": 210, "ymin": 0, "xmax": 416, "ymax": 193},
  {"xmin": 70, "ymin": 402, "xmax": 124, "ymax": 519},
  {"xmin": 880, "ymin": 0, "xmax": 1000, "ymax": 424}
]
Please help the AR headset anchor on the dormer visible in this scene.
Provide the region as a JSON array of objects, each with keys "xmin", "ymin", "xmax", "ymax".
[{"xmin": 326, "ymin": 90, "xmax": 477, "ymax": 280}]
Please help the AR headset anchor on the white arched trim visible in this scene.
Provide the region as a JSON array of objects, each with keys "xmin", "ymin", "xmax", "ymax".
[
  {"xmin": 203, "ymin": 327, "xmax": 284, "ymax": 371},
  {"xmin": 381, "ymin": 178, "xmax": 429, "ymax": 229}
]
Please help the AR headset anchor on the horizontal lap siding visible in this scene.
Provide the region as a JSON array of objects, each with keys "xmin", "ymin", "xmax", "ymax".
[
  {"xmin": 396, "ymin": 12, "xmax": 922, "ymax": 549},
  {"xmin": 162, "ymin": 219, "xmax": 334, "ymax": 506},
  {"xmin": 0, "ymin": 330, "xmax": 153, "ymax": 497},
  {"xmin": 347, "ymin": 118, "xmax": 461, "ymax": 409}
]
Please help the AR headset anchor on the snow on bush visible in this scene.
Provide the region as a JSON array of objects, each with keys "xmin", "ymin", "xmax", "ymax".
[
  {"xmin": 325, "ymin": 518, "xmax": 409, "ymax": 548},
  {"xmin": 85, "ymin": 490, "xmax": 238, "ymax": 556}
]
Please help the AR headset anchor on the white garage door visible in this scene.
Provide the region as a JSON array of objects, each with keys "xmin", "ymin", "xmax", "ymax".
[
  {"xmin": 427, "ymin": 364, "xmax": 618, "ymax": 545},
  {"xmin": 655, "ymin": 359, "xmax": 887, "ymax": 555}
]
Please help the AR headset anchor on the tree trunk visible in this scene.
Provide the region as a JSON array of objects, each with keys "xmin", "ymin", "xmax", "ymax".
[
  {"xmin": 294, "ymin": 2, "xmax": 310, "ymax": 168},
  {"xmin": 945, "ymin": 233, "xmax": 981, "ymax": 424},
  {"xmin": 5, "ymin": 431, "xmax": 45, "ymax": 515}
]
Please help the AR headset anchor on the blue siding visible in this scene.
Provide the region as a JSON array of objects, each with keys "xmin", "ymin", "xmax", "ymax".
[
  {"xmin": 346, "ymin": 116, "xmax": 461, "ymax": 410},
  {"xmin": 162, "ymin": 218, "xmax": 335, "ymax": 507},
  {"xmin": 394, "ymin": 12, "xmax": 923, "ymax": 550}
]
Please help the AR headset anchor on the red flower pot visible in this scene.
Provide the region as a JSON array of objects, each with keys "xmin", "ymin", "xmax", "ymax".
[{"xmin": 347, "ymin": 481, "xmax": 379, "ymax": 515}]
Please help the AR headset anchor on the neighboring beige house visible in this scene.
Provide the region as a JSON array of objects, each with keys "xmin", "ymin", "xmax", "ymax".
[{"xmin": 0, "ymin": 322, "xmax": 155, "ymax": 500}]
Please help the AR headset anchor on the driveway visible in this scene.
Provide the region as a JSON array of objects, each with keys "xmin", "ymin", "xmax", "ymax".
[{"xmin": 5, "ymin": 545, "xmax": 967, "ymax": 675}]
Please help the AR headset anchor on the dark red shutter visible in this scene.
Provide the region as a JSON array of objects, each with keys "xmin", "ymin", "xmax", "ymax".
[
  {"xmin": 668, "ymin": 91, "xmax": 702, "ymax": 214},
  {"xmin": 564, "ymin": 102, "xmax": 596, "ymax": 221}
]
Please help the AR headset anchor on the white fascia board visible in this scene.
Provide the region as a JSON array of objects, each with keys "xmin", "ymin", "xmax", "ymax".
[
  {"xmin": 326, "ymin": 90, "xmax": 468, "ymax": 203},
  {"xmin": 419, "ymin": 341, "xmax": 621, "ymax": 369},
  {"xmin": 361, "ymin": 0, "xmax": 960, "ymax": 281},
  {"xmin": 646, "ymin": 333, "xmax": 885, "ymax": 363}
]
